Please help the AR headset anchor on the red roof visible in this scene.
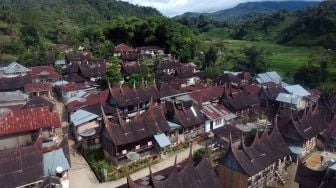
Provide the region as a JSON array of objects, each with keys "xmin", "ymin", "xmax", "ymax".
[
  {"xmin": 0, "ymin": 106, "xmax": 61, "ymax": 136},
  {"xmin": 243, "ymin": 84, "xmax": 261, "ymax": 95},
  {"xmin": 201, "ymin": 103, "xmax": 234, "ymax": 120},
  {"xmin": 66, "ymin": 89, "xmax": 110, "ymax": 111},
  {"xmin": 114, "ymin": 43, "xmax": 135, "ymax": 53},
  {"xmin": 24, "ymin": 82, "xmax": 52, "ymax": 93},
  {"xmin": 189, "ymin": 86, "xmax": 228, "ymax": 104},
  {"xmin": 30, "ymin": 66, "xmax": 61, "ymax": 80},
  {"xmin": 59, "ymin": 82, "xmax": 87, "ymax": 92}
]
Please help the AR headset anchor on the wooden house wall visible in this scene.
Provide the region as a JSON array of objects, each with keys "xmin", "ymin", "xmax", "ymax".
[{"xmin": 215, "ymin": 165, "xmax": 248, "ymax": 188}]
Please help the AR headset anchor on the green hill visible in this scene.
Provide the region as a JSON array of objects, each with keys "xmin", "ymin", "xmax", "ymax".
[
  {"xmin": 234, "ymin": 0, "xmax": 336, "ymax": 50},
  {"xmin": 0, "ymin": 0, "xmax": 162, "ymax": 62},
  {"xmin": 174, "ymin": 1, "xmax": 319, "ymax": 25}
]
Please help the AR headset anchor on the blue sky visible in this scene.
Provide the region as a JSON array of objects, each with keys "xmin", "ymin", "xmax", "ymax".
[{"xmin": 121, "ymin": 0, "xmax": 321, "ymax": 17}]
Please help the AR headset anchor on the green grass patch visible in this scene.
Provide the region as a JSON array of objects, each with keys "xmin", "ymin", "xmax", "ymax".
[
  {"xmin": 200, "ymin": 28, "xmax": 234, "ymax": 40},
  {"xmin": 203, "ymin": 39, "xmax": 331, "ymax": 79}
]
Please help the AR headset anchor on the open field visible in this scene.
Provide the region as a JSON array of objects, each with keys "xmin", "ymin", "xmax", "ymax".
[{"xmin": 200, "ymin": 38, "xmax": 335, "ymax": 79}]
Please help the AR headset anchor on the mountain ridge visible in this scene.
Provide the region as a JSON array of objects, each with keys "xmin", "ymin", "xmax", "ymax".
[{"xmin": 174, "ymin": 1, "xmax": 320, "ymax": 24}]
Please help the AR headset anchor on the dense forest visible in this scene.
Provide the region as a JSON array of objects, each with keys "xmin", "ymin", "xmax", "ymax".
[
  {"xmin": 0, "ymin": 0, "xmax": 195, "ymax": 64},
  {"xmin": 234, "ymin": 0, "xmax": 336, "ymax": 50}
]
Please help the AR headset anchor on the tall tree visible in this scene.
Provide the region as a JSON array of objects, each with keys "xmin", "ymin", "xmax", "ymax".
[{"xmin": 104, "ymin": 64, "xmax": 122, "ymax": 85}]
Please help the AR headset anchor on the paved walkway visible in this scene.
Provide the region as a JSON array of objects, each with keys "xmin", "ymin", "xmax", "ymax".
[
  {"xmin": 69, "ymin": 142, "xmax": 204, "ymax": 188},
  {"xmin": 53, "ymin": 93, "xmax": 206, "ymax": 188}
]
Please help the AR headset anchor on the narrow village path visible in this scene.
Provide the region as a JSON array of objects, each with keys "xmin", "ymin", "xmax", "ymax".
[
  {"xmin": 68, "ymin": 142, "xmax": 204, "ymax": 188},
  {"xmin": 52, "ymin": 93, "xmax": 205, "ymax": 188},
  {"xmin": 96, "ymin": 142, "xmax": 203, "ymax": 188}
]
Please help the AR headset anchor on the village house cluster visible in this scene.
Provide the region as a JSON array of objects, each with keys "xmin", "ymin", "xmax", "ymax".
[{"xmin": 0, "ymin": 43, "xmax": 336, "ymax": 188}]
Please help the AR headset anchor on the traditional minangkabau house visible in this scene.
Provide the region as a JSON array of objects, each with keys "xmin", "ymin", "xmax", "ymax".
[
  {"xmin": 221, "ymin": 87, "xmax": 259, "ymax": 116},
  {"xmin": 319, "ymin": 92, "xmax": 336, "ymax": 121},
  {"xmin": 217, "ymin": 122, "xmax": 291, "ymax": 188},
  {"xmin": 156, "ymin": 60, "xmax": 181, "ymax": 76},
  {"xmin": 108, "ymin": 83, "xmax": 160, "ymax": 115},
  {"xmin": 280, "ymin": 105, "xmax": 333, "ymax": 154},
  {"xmin": 165, "ymin": 101, "xmax": 204, "ymax": 142},
  {"xmin": 114, "ymin": 43, "xmax": 136, "ymax": 56},
  {"xmin": 30, "ymin": 66, "xmax": 61, "ymax": 83},
  {"xmin": 0, "ymin": 106, "xmax": 61, "ymax": 150},
  {"xmin": 175, "ymin": 63, "xmax": 197, "ymax": 86},
  {"xmin": 65, "ymin": 52, "xmax": 91, "ymax": 65},
  {"xmin": 65, "ymin": 60, "xmax": 106, "ymax": 82},
  {"xmin": 121, "ymin": 61, "xmax": 142, "ymax": 80},
  {"xmin": 213, "ymin": 123, "xmax": 243, "ymax": 149},
  {"xmin": 157, "ymin": 82, "xmax": 187, "ymax": 101},
  {"xmin": 124, "ymin": 146, "xmax": 221, "ymax": 188},
  {"xmin": 259, "ymin": 82, "xmax": 283, "ymax": 107},
  {"xmin": 101, "ymin": 103, "xmax": 171, "ymax": 164}
]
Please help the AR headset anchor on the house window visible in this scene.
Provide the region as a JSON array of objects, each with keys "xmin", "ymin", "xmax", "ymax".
[{"xmin": 215, "ymin": 119, "xmax": 222, "ymax": 126}]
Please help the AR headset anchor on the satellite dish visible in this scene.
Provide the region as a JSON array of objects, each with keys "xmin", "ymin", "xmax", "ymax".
[{"xmin": 127, "ymin": 152, "xmax": 140, "ymax": 161}]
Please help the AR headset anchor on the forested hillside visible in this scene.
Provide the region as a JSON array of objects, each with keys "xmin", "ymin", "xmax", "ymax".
[
  {"xmin": 0, "ymin": 0, "xmax": 196, "ymax": 64},
  {"xmin": 175, "ymin": 1, "xmax": 319, "ymax": 25},
  {"xmin": 234, "ymin": 0, "xmax": 336, "ymax": 50}
]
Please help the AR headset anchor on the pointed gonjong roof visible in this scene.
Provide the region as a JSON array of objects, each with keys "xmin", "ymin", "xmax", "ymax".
[
  {"xmin": 101, "ymin": 102, "xmax": 170, "ymax": 146},
  {"xmin": 221, "ymin": 119, "xmax": 290, "ymax": 177},
  {"xmin": 125, "ymin": 144, "xmax": 221, "ymax": 188},
  {"xmin": 284, "ymin": 104, "xmax": 330, "ymax": 142},
  {"xmin": 108, "ymin": 83, "xmax": 160, "ymax": 108}
]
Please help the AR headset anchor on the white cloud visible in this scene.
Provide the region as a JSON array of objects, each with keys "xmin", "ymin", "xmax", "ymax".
[{"xmin": 121, "ymin": 0, "xmax": 320, "ymax": 17}]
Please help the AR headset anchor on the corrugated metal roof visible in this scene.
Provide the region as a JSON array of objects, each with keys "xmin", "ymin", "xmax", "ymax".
[
  {"xmin": 257, "ymin": 73, "xmax": 273, "ymax": 83},
  {"xmin": 0, "ymin": 91, "xmax": 29, "ymax": 102},
  {"xmin": 276, "ymin": 93, "xmax": 301, "ymax": 104},
  {"xmin": 167, "ymin": 121, "xmax": 181, "ymax": 129},
  {"xmin": 70, "ymin": 109, "xmax": 98, "ymax": 126},
  {"xmin": 256, "ymin": 71, "xmax": 282, "ymax": 84},
  {"xmin": 201, "ymin": 103, "xmax": 236, "ymax": 121},
  {"xmin": 284, "ymin": 85, "xmax": 311, "ymax": 97},
  {"xmin": 154, "ymin": 133, "xmax": 171, "ymax": 148},
  {"xmin": 266, "ymin": 71, "xmax": 282, "ymax": 82},
  {"xmin": 43, "ymin": 148, "xmax": 70, "ymax": 176},
  {"xmin": 3, "ymin": 62, "xmax": 30, "ymax": 74}
]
